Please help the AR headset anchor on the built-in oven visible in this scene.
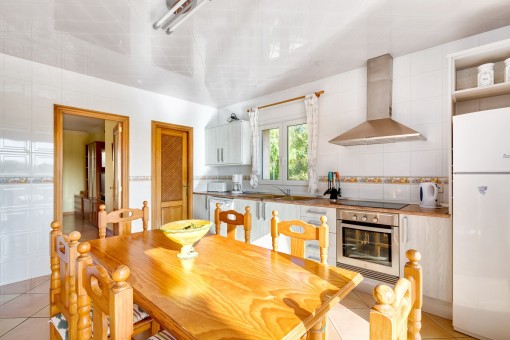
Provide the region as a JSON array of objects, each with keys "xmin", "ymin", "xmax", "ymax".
[{"xmin": 336, "ymin": 209, "xmax": 400, "ymax": 283}]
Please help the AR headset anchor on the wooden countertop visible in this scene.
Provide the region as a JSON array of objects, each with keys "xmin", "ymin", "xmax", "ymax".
[{"xmin": 194, "ymin": 191, "xmax": 450, "ymax": 218}]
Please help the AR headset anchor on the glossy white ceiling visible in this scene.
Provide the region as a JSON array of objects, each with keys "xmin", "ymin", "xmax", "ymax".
[{"xmin": 2, "ymin": 0, "xmax": 510, "ymax": 108}]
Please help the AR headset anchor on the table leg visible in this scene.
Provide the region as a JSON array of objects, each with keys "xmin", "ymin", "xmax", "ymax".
[{"xmin": 306, "ymin": 316, "xmax": 326, "ymax": 340}]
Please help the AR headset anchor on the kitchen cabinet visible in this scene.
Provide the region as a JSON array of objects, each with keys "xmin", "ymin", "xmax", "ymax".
[
  {"xmin": 205, "ymin": 121, "xmax": 251, "ymax": 166},
  {"xmin": 192, "ymin": 194, "xmax": 208, "ymax": 221},
  {"xmin": 234, "ymin": 199, "xmax": 264, "ymax": 243},
  {"xmin": 300, "ymin": 205, "xmax": 337, "ymax": 265},
  {"xmin": 399, "ymin": 214, "xmax": 452, "ymax": 302}
]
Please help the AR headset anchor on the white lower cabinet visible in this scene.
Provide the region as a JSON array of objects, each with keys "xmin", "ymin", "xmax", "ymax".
[
  {"xmin": 192, "ymin": 194, "xmax": 208, "ymax": 220},
  {"xmin": 399, "ymin": 214, "xmax": 452, "ymax": 302},
  {"xmin": 233, "ymin": 199, "xmax": 264, "ymax": 243},
  {"xmin": 300, "ymin": 205, "xmax": 336, "ymax": 265}
]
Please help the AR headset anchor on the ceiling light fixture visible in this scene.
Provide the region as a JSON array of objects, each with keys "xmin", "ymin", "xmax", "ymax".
[{"xmin": 153, "ymin": 0, "xmax": 211, "ymax": 35}]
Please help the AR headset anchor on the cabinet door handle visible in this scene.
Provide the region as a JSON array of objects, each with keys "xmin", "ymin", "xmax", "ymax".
[
  {"xmin": 217, "ymin": 149, "xmax": 219, "ymax": 163},
  {"xmin": 403, "ymin": 216, "xmax": 408, "ymax": 243},
  {"xmin": 306, "ymin": 209, "xmax": 327, "ymax": 215},
  {"xmin": 221, "ymin": 148, "xmax": 224, "ymax": 162},
  {"xmin": 205, "ymin": 195, "xmax": 209, "ymax": 210},
  {"xmin": 256, "ymin": 202, "xmax": 262, "ymax": 220},
  {"xmin": 262, "ymin": 202, "xmax": 266, "ymax": 220}
]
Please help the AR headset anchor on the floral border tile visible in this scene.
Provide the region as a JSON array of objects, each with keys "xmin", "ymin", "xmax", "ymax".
[
  {"xmin": 0, "ymin": 177, "xmax": 54, "ymax": 184},
  {"xmin": 317, "ymin": 176, "xmax": 448, "ymax": 184}
]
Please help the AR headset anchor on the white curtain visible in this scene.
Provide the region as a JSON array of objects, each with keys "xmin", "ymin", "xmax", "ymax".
[
  {"xmin": 304, "ymin": 94, "xmax": 319, "ymax": 194},
  {"xmin": 248, "ymin": 108, "xmax": 260, "ymax": 188}
]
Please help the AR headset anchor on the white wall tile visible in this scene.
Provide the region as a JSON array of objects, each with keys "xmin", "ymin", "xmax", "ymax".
[
  {"xmin": 410, "ymin": 46, "xmax": 443, "ymax": 75},
  {"xmin": 1, "ymin": 102, "xmax": 31, "ymax": 128},
  {"xmin": 411, "ymin": 150, "xmax": 443, "ymax": 177},
  {"xmin": 383, "ymin": 151, "xmax": 411, "ymax": 177},
  {"xmin": 358, "ymin": 183, "xmax": 383, "ymax": 200},
  {"xmin": 339, "ymin": 182, "xmax": 358, "ymax": 199},
  {"xmin": 0, "ymin": 128, "xmax": 30, "ymax": 152},
  {"xmin": 0, "ymin": 257, "xmax": 29, "ymax": 285},
  {"xmin": 411, "ymin": 96, "xmax": 443, "ymax": 125},
  {"xmin": 360, "ymin": 153, "xmax": 383, "ymax": 177},
  {"xmin": 383, "ymin": 184, "xmax": 411, "ymax": 202},
  {"xmin": 0, "ymin": 209, "xmax": 30, "ymax": 235},
  {"xmin": 2, "ymin": 55, "xmax": 31, "ymax": 81},
  {"xmin": 33, "ymin": 62, "xmax": 61, "ymax": 87},
  {"xmin": 338, "ymin": 153, "xmax": 360, "ymax": 176},
  {"xmin": 411, "ymin": 123, "xmax": 443, "ymax": 151},
  {"xmin": 0, "ymin": 154, "xmax": 30, "ymax": 176},
  {"xmin": 411, "ymin": 70, "xmax": 443, "ymax": 100},
  {"xmin": 393, "ymin": 77, "xmax": 411, "ymax": 103},
  {"xmin": 0, "ymin": 233, "xmax": 29, "ymax": 260},
  {"xmin": 393, "ymin": 55, "xmax": 411, "ymax": 79}
]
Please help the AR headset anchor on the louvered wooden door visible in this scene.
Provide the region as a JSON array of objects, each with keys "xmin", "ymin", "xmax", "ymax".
[{"xmin": 152, "ymin": 123, "xmax": 193, "ymax": 228}]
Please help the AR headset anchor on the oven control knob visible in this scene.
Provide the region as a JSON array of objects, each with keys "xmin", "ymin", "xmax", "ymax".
[
  {"xmin": 373, "ymin": 217, "xmax": 378, "ymax": 223},
  {"xmin": 352, "ymin": 215, "xmax": 357, "ymax": 220},
  {"xmin": 361, "ymin": 216, "xmax": 367, "ymax": 222}
]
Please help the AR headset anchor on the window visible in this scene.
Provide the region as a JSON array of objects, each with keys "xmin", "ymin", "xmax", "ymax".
[{"xmin": 260, "ymin": 120, "xmax": 308, "ymax": 184}]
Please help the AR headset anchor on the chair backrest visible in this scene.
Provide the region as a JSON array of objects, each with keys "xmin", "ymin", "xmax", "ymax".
[
  {"xmin": 270, "ymin": 210, "xmax": 329, "ymax": 264},
  {"xmin": 370, "ymin": 249, "xmax": 423, "ymax": 340},
  {"xmin": 75, "ymin": 242, "xmax": 134, "ymax": 340},
  {"xmin": 214, "ymin": 203, "xmax": 252, "ymax": 244},
  {"xmin": 50, "ymin": 221, "xmax": 81, "ymax": 340},
  {"xmin": 98, "ymin": 201, "xmax": 149, "ymax": 238}
]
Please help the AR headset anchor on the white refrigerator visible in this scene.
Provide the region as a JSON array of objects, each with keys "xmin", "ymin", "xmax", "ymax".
[{"xmin": 452, "ymin": 107, "xmax": 510, "ymax": 340}]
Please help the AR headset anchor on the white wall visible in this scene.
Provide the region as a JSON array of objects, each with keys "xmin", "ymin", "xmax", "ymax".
[
  {"xmin": 213, "ymin": 25, "xmax": 510, "ymax": 204},
  {"xmin": 0, "ymin": 53, "xmax": 217, "ymax": 285}
]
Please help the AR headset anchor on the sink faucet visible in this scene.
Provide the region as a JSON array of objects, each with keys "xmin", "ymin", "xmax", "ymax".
[{"xmin": 273, "ymin": 185, "xmax": 290, "ymax": 196}]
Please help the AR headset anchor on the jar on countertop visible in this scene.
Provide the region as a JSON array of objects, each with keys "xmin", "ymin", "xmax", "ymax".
[
  {"xmin": 505, "ymin": 58, "xmax": 510, "ymax": 83},
  {"xmin": 477, "ymin": 63, "xmax": 494, "ymax": 87}
]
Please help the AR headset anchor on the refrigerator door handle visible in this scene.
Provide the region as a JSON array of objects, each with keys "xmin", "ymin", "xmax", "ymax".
[{"xmin": 402, "ymin": 216, "xmax": 408, "ymax": 243}]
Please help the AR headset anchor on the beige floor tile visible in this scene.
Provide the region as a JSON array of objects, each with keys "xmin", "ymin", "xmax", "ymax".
[
  {"xmin": 0, "ymin": 294, "xmax": 20, "ymax": 307},
  {"xmin": 26, "ymin": 280, "xmax": 50, "ymax": 294},
  {"xmin": 328, "ymin": 307, "xmax": 370, "ymax": 340},
  {"xmin": 421, "ymin": 313, "xmax": 456, "ymax": 339},
  {"xmin": 326, "ymin": 316, "xmax": 343, "ymax": 340},
  {"xmin": 334, "ymin": 291, "xmax": 370, "ymax": 310},
  {"xmin": 32, "ymin": 304, "xmax": 49, "ymax": 318},
  {"xmin": 1, "ymin": 317, "xmax": 50, "ymax": 340},
  {"xmin": 0, "ymin": 294, "xmax": 49, "ymax": 318},
  {"xmin": 0, "ymin": 318, "xmax": 26, "ymax": 337},
  {"xmin": 354, "ymin": 290, "xmax": 375, "ymax": 308},
  {"xmin": 425, "ymin": 313, "xmax": 473, "ymax": 338},
  {"xmin": 0, "ymin": 275, "xmax": 49, "ymax": 295}
]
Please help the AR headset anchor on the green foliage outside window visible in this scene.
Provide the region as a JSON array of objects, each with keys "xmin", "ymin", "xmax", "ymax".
[
  {"xmin": 287, "ymin": 124, "xmax": 308, "ymax": 180},
  {"xmin": 269, "ymin": 129, "xmax": 279, "ymax": 180}
]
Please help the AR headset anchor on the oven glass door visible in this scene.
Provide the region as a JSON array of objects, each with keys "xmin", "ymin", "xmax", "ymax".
[{"xmin": 339, "ymin": 222, "xmax": 399, "ymax": 276}]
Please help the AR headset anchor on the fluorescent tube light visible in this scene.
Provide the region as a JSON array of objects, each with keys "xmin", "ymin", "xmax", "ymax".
[
  {"xmin": 153, "ymin": 0, "xmax": 188, "ymax": 30},
  {"xmin": 165, "ymin": 0, "xmax": 210, "ymax": 35}
]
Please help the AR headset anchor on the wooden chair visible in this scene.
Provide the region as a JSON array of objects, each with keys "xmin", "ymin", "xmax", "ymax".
[
  {"xmin": 98, "ymin": 201, "xmax": 149, "ymax": 238},
  {"xmin": 270, "ymin": 210, "xmax": 329, "ymax": 264},
  {"xmin": 214, "ymin": 203, "xmax": 252, "ymax": 243},
  {"xmin": 370, "ymin": 249, "xmax": 423, "ymax": 340},
  {"xmin": 50, "ymin": 221, "xmax": 81, "ymax": 340},
  {"xmin": 75, "ymin": 241, "xmax": 133, "ymax": 340}
]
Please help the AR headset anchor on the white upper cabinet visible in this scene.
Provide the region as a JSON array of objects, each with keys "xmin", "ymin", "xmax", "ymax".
[{"xmin": 205, "ymin": 121, "xmax": 251, "ymax": 166}]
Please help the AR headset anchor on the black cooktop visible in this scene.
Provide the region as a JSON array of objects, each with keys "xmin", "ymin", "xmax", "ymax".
[{"xmin": 336, "ymin": 200, "xmax": 408, "ymax": 210}]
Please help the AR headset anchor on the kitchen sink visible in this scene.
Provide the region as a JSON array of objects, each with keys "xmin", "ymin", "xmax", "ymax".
[
  {"xmin": 273, "ymin": 195, "xmax": 317, "ymax": 201},
  {"xmin": 241, "ymin": 192, "xmax": 286, "ymax": 199}
]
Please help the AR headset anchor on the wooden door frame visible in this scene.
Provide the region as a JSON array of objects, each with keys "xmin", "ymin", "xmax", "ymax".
[
  {"xmin": 151, "ymin": 121, "xmax": 194, "ymax": 227},
  {"xmin": 54, "ymin": 105, "xmax": 130, "ymax": 222}
]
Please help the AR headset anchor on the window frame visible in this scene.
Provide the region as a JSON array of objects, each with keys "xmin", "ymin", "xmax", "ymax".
[{"xmin": 259, "ymin": 118, "xmax": 308, "ymax": 186}]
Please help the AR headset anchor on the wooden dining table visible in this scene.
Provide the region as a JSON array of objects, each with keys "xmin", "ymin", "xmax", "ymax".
[{"xmin": 87, "ymin": 230, "xmax": 363, "ymax": 339}]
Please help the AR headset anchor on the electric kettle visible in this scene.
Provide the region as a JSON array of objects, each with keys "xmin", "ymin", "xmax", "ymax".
[{"xmin": 419, "ymin": 182, "xmax": 438, "ymax": 208}]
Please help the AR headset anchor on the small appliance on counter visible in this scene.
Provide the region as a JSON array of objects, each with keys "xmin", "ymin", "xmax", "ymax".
[
  {"xmin": 232, "ymin": 174, "xmax": 243, "ymax": 193},
  {"xmin": 207, "ymin": 181, "xmax": 228, "ymax": 192},
  {"xmin": 419, "ymin": 182, "xmax": 438, "ymax": 208},
  {"xmin": 324, "ymin": 171, "xmax": 341, "ymax": 202}
]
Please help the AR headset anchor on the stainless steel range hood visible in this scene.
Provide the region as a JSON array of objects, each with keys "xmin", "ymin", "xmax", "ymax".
[{"xmin": 329, "ymin": 54, "xmax": 425, "ymax": 146}]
